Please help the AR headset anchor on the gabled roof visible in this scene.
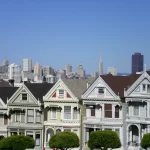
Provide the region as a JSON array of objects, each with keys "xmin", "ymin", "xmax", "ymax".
[
  {"xmin": 0, "ymin": 87, "xmax": 19, "ymax": 104},
  {"xmin": 62, "ymin": 78, "xmax": 96, "ymax": 99},
  {"xmin": 101, "ymin": 74, "xmax": 141, "ymax": 98},
  {"xmin": 146, "ymin": 71, "xmax": 150, "ymax": 76},
  {"xmin": 0, "ymin": 79, "xmax": 11, "ymax": 87},
  {"xmin": 25, "ymin": 83, "xmax": 54, "ymax": 102}
]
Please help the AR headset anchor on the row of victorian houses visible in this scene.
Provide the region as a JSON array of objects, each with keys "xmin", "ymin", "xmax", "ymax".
[{"xmin": 0, "ymin": 71, "xmax": 150, "ymax": 149}]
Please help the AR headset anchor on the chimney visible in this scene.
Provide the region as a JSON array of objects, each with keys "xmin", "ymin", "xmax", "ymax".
[{"xmin": 9, "ymin": 79, "xmax": 14, "ymax": 87}]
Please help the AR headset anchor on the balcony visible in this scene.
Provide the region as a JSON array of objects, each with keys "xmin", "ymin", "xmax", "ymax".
[
  {"xmin": 8, "ymin": 122, "xmax": 43, "ymax": 128},
  {"xmin": 127, "ymin": 116, "xmax": 150, "ymax": 123},
  {"xmin": 84, "ymin": 117, "xmax": 122, "ymax": 124}
]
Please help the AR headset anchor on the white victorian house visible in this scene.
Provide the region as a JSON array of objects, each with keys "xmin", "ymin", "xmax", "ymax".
[
  {"xmin": 124, "ymin": 71, "xmax": 150, "ymax": 149},
  {"xmin": 43, "ymin": 78, "xmax": 95, "ymax": 148},
  {"xmin": 7, "ymin": 83, "xmax": 54, "ymax": 149},
  {"xmin": 82, "ymin": 74, "xmax": 140, "ymax": 149}
]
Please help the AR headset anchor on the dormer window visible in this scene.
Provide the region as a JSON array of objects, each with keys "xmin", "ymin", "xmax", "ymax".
[
  {"xmin": 98, "ymin": 88, "xmax": 104, "ymax": 94},
  {"xmin": 22, "ymin": 94, "xmax": 27, "ymax": 100},
  {"xmin": 59, "ymin": 89, "xmax": 64, "ymax": 97}
]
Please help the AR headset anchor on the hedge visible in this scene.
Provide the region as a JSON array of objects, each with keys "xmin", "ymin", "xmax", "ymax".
[
  {"xmin": 49, "ymin": 132, "xmax": 79, "ymax": 150},
  {"xmin": 0, "ymin": 135, "xmax": 35, "ymax": 150}
]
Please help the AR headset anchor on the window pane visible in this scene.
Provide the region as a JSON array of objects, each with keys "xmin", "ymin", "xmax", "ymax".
[
  {"xmin": 115, "ymin": 106, "xmax": 119, "ymax": 118},
  {"xmin": 16, "ymin": 112, "xmax": 20, "ymax": 122},
  {"xmin": 105, "ymin": 104, "xmax": 112, "ymax": 118},
  {"xmin": 143, "ymin": 84, "xmax": 146, "ymax": 92},
  {"xmin": 27, "ymin": 110, "xmax": 34, "ymax": 123},
  {"xmin": 73, "ymin": 110, "xmax": 78, "ymax": 119},
  {"xmin": 91, "ymin": 109, "xmax": 95, "ymax": 116},
  {"xmin": 21, "ymin": 113, "xmax": 25, "ymax": 123},
  {"xmin": 148, "ymin": 85, "xmax": 150, "ymax": 93},
  {"xmin": 134, "ymin": 105, "xmax": 139, "ymax": 116},
  {"xmin": 22, "ymin": 94, "xmax": 27, "ymax": 100},
  {"xmin": 36, "ymin": 111, "xmax": 41, "ymax": 123},
  {"xmin": 51, "ymin": 108, "xmax": 56, "ymax": 119},
  {"xmin": 35, "ymin": 134, "xmax": 40, "ymax": 146},
  {"xmin": 64, "ymin": 106, "xmax": 71, "ymax": 119}
]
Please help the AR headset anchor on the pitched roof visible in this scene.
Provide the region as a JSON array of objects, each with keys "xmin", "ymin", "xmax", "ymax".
[
  {"xmin": 100, "ymin": 74, "xmax": 141, "ymax": 98},
  {"xmin": 62, "ymin": 78, "xmax": 96, "ymax": 99},
  {"xmin": 0, "ymin": 87, "xmax": 19, "ymax": 104},
  {"xmin": 0, "ymin": 79, "xmax": 11, "ymax": 87},
  {"xmin": 25, "ymin": 83, "xmax": 54, "ymax": 102},
  {"xmin": 146, "ymin": 71, "xmax": 150, "ymax": 76}
]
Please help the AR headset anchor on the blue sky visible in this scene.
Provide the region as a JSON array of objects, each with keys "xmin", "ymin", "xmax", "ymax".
[{"xmin": 0, "ymin": 0, "xmax": 150, "ymax": 74}]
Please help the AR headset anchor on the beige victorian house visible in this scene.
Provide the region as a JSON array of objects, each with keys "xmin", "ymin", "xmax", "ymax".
[{"xmin": 43, "ymin": 78, "xmax": 95, "ymax": 148}]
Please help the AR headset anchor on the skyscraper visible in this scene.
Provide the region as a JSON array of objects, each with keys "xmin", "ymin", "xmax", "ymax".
[
  {"xmin": 132, "ymin": 53, "xmax": 144, "ymax": 74},
  {"xmin": 107, "ymin": 67, "xmax": 117, "ymax": 76},
  {"xmin": 77, "ymin": 64, "xmax": 85, "ymax": 77},
  {"xmin": 65, "ymin": 64, "xmax": 72, "ymax": 75},
  {"xmin": 22, "ymin": 58, "xmax": 32, "ymax": 72},
  {"xmin": 99, "ymin": 57, "xmax": 103, "ymax": 75}
]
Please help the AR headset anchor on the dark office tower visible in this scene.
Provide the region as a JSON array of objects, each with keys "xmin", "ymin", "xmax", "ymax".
[{"xmin": 132, "ymin": 52, "xmax": 144, "ymax": 74}]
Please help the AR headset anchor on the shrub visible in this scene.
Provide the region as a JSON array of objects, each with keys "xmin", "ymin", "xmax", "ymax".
[
  {"xmin": 88, "ymin": 130, "xmax": 121, "ymax": 150},
  {"xmin": 141, "ymin": 133, "xmax": 150, "ymax": 149},
  {"xmin": 49, "ymin": 132, "xmax": 79, "ymax": 150},
  {"xmin": 0, "ymin": 135, "xmax": 35, "ymax": 150}
]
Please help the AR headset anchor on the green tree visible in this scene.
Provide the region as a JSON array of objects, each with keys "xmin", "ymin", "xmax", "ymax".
[
  {"xmin": 141, "ymin": 133, "xmax": 150, "ymax": 149},
  {"xmin": 0, "ymin": 135, "xmax": 35, "ymax": 150},
  {"xmin": 88, "ymin": 130, "xmax": 121, "ymax": 150},
  {"xmin": 49, "ymin": 132, "xmax": 79, "ymax": 150}
]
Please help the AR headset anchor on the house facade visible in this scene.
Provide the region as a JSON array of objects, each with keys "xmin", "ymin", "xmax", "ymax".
[
  {"xmin": 7, "ymin": 83, "xmax": 54, "ymax": 149},
  {"xmin": 124, "ymin": 71, "xmax": 150, "ymax": 149},
  {"xmin": 82, "ymin": 75, "xmax": 123, "ymax": 145},
  {"xmin": 43, "ymin": 78, "xmax": 95, "ymax": 148}
]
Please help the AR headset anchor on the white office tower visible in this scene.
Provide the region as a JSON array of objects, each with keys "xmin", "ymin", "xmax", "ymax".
[
  {"xmin": 22, "ymin": 58, "xmax": 32, "ymax": 72},
  {"xmin": 34, "ymin": 62, "xmax": 42, "ymax": 78},
  {"xmin": 3, "ymin": 59, "xmax": 9, "ymax": 66},
  {"xmin": 43, "ymin": 66, "xmax": 54, "ymax": 76},
  {"xmin": 65, "ymin": 64, "xmax": 72, "ymax": 75},
  {"xmin": 8, "ymin": 63, "xmax": 21, "ymax": 83},
  {"xmin": 77, "ymin": 64, "xmax": 85, "ymax": 78},
  {"xmin": 99, "ymin": 57, "xmax": 103, "ymax": 75},
  {"xmin": 107, "ymin": 67, "xmax": 117, "ymax": 76}
]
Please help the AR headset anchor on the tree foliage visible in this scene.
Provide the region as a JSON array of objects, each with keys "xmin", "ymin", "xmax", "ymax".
[
  {"xmin": 88, "ymin": 130, "xmax": 121, "ymax": 150},
  {"xmin": 49, "ymin": 132, "xmax": 79, "ymax": 150},
  {"xmin": 141, "ymin": 133, "xmax": 150, "ymax": 149},
  {"xmin": 0, "ymin": 135, "xmax": 35, "ymax": 150}
]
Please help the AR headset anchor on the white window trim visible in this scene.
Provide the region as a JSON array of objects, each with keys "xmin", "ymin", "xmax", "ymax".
[
  {"xmin": 15, "ymin": 112, "xmax": 21, "ymax": 122},
  {"xmin": 51, "ymin": 108, "xmax": 57, "ymax": 120},
  {"xmin": 63, "ymin": 106, "xmax": 72, "ymax": 120},
  {"xmin": 21, "ymin": 93, "xmax": 28, "ymax": 101},
  {"xmin": 133, "ymin": 105, "xmax": 140, "ymax": 116}
]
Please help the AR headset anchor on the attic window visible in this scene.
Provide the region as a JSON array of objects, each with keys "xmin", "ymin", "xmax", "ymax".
[
  {"xmin": 22, "ymin": 94, "xmax": 27, "ymax": 100},
  {"xmin": 59, "ymin": 89, "xmax": 64, "ymax": 97},
  {"xmin": 98, "ymin": 88, "xmax": 104, "ymax": 94}
]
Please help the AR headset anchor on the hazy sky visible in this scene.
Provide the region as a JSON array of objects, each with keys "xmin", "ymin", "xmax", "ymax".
[{"xmin": 0, "ymin": 0, "xmax": 150, "ymax": 74}]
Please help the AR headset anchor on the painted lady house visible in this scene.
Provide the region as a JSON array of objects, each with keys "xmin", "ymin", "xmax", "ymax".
[
  {"xmin": 43, "ymin": 78, "xmax": 95, "ymax": 148},
  {"xmin": 82, "ymin": 74, "xmax": 140, "ymax": 149},
  {"xmin": 6, "ymin": 83, "xmax": 54, "ymax": 149}
]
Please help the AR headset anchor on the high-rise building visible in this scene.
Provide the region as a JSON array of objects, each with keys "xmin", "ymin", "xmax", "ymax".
[
  {"xmin": 22, "ymin": 58, "xmax": 32, "ymax": 72},
  {"xmin": 132, "ymin": 53, "xmax": 144, "ymax": 74},
  {"xmin": 107, "ymin": 67, "xmax": 117, "ymax": 76},
  {"xmin": 92, "ymin": 72, "xmax": 98, "ymax": 78},
  {"xmin": 8, "ymin": 63, "xmax": 21, "ymax": 83},
  {"xmin": 77, "ymin": 64, "xmax": 85, "ymax": 78},
  {"xmin": 99, "ymin": 57, "xmax": 103, "ymax": 75},
  {"xmin": 34, "ymin": 62, "xmax": 42, "ymax": 78},
  {"xmin": 43, "ymin": 66, "xmax": 54, "ymax": 76},
  {"xmin": 3, "ymin": 59, "xmax": 9, "ymax": 67},
  {"xmin": 65, "ymin": 64, "xmax": 72, "ymax": 75}
]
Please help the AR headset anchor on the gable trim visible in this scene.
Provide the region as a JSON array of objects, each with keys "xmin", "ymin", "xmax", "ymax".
[
  {"xmin": 8, "ymin": 84, "xmax": 40, "ymax": 105},
  {"xmin": 0, "ymin": 98, "xmax": 7, "ymax": 109},
  {"xmin": 43, "ymin": 79, "xmax": 78, "ymax": 101},
  {"xmin": 82, "ymin": 76, "xmax": 120, "ymax": 100},
  {"xmin": 125, "ymin": 72, "xmax": 149, "ymax": 97}
]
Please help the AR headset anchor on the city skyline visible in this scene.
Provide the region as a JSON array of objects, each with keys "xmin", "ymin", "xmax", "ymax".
[{"xmin": 1, "ymin": 1, "xmax": 150, "ymax": 73}]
